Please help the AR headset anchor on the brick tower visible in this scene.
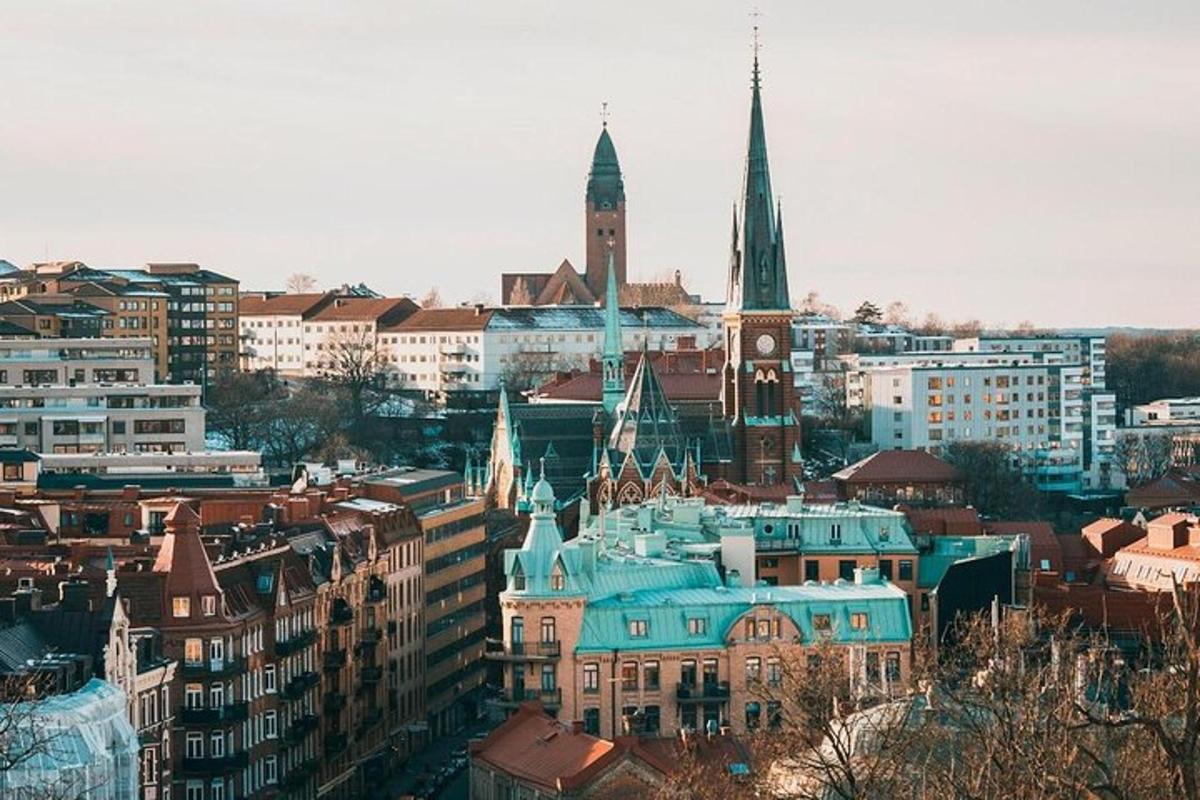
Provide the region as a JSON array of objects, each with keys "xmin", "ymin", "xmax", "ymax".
[
  {"xmin": 721, "ymin": 49, "xmax": 803, "ymax": 488},
  {"xmin": 584, "ymin": 123, "xmax": 626, "ymax": 301}
]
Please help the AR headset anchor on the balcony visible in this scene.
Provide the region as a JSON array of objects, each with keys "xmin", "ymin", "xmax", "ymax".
[
  {"xmin": 440, "ymin": 342, "xmax": 467, "ymax": 356},
  {"xmin": 180, "ymin": 752, "xmax": 249, "ymax": 775},
  {"xmin": 274, "ymin": 629, "xmax": 317, "ymax": 658},
  {"xmin": 281, "ymin": 671, "xmax": 320, "ymax": 701},
  {"xmin": 323, "ymin": 692, "xmax": 347, "ymax": 714},
  {"xmin": 180, "ymin": 703, "xmax": 248, "ymax": 725},
  {"xmin": 181, "ymin": 657, "xmax": 245, "ymax": 678},
  {"xmin": 493, "ymin": 687, "xmax": 562, "ymax": 708},
  {"xmin": 676, "ymin": 682, "xmax": 731, "ymax": 703},
  {"xmin": 366, "ymin": 577, "xmax": 387, "ymax": 604},
  {"xmin": 324, "ymin": 732, "xmax": 348, "ymax": 756},
  {"xmin": 359, "ymin": 627, "xmax": 383, "ymax": 646},
  {"xmin": 323, "ymin": 648, "xmax": 347, "ymax": 671},
  {"xmin": 330, "ymin": 601, "xmax": 354, "ymax": 626},
  {"xmin": 285, "ymin": 714, "xmax": 319, "ymax": 744},
  {"xmin": 360, "ymin": 665, "xmax": 384, "ymax": 684},
  {"xmin": 484, "ymin": 640, "xmax": 561, "ymax": 662}
]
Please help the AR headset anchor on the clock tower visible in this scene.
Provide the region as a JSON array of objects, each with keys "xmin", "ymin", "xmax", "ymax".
[{"xmin": 721, "ymin": 49, "xmax": 803, "ymax": 488}]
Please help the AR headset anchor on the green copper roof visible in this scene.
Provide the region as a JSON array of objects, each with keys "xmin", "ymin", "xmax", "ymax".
[
  {"xmin": 576, "ymin": 580, "xmax": 912, "ymax": 653},
  {"xmin": 602, "ymin": 250, "xmax": 625, "ymax": 415},
  {"xmin": 917, "ymin": 535, "xmax": 1019, "ymax": 589},
  {"xmin": 586, "ymin": 126, "xmax": 625, "ymax": 208}
]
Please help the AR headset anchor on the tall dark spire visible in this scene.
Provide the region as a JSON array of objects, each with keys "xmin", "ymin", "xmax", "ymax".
[{"xmin": 727, "ymin": 45, "xmax": 790, "ymax": 311}]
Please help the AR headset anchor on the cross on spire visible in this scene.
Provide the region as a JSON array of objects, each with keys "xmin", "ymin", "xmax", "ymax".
[
  {"xmin": 600, "ymin": 101, "xmax": 610, "ymax": 128},
  {"xmin": 750, "ymin": 7, "xmax": 762, "ymax": 90}
]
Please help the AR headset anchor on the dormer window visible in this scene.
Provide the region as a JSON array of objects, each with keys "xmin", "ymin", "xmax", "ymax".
[
  {"xmin": 829, "ymin": 524, "xmax": 842, "ymax": 544},
  {"xmin": 550, "ymin": 561, "xmax": 565, "ymax": 592},
  {"xmin": 172, "ymin": 596, "xmax": 190, "ymax": 618},
  {"xmin": 512, "ymin": 564, "xmax": 526, "ymax": 592},
  {"xmin": 202, "ymin": 595, "xmax": 217, "ymax": 616},
  {"xmin": 879, "ymin": 526, "xmax": 890, "ymax": 542}
]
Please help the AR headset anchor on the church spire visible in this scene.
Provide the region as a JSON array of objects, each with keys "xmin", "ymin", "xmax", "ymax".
[
  {"xmin": 727, "ymin": 40, "xmax": 790, "ymax": 311},
  {"xmin": 601, "ymin": 248, "xmax": 625, "ymax": 415}
]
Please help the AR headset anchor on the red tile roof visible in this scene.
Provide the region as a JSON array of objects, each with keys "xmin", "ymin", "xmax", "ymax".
[
  {"xmin": 1126, "ymin": 468, "xmax": 1200, "ymax": 509},
  {"xmin": 986, "ymin": 520, "xmax": 1062, "ymax": 573},
  {"xmin": 305, "ymin": 296, "xmax": 417, "ymax": 323},
  {"xmin": 535, "ymin": 372, "xmax": 720, "ymax": 403},
  {"xmin": 904, "ymin": 506, "xmax": 984, "ymax": 536},
  {"xmin": 1081, "ymin": 518, "xmax": 1145, "ymax": 559},
  {"xmin": 470, "ymin": 704, "xmax": 614, "ymax": 792},
  {"xmin": 238, "ymin": 293, "xmax": 328, "ymax": 316},
  {"xmin": 387, "ymin": 307, "xmax": 493, "ymax": 331},
  {"xmin": 1034, "ymin": 576, "xmax": 1171, "ymax": 638},
  {"xmin": 832, "ymin": 450, "xmax": 963, "ymax": 485}
]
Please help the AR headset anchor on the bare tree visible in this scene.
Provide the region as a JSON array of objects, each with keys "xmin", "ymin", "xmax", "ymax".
[
  {"xmin": 285, "ymin": 272, "xmax": 318, "ymax": 293},
  {"xmin": 500, "ymin": 350, "xmax": 577, "ymax": 394},
  {"xmin": 882, "ymin": 301, "xmax": 911, "ymax": 328},
  {"xmin": 420, "ymin": 287, "xmax": 444, "ymax": 309},
  {"xmin": 319, "ymin": 325, "xmax": 390, "ymax": 427}
]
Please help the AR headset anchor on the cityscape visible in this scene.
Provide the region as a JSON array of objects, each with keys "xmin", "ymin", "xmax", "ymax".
[{"xmin": 1, "ymin": 4, "xmax": 1199, "ymax": 800}]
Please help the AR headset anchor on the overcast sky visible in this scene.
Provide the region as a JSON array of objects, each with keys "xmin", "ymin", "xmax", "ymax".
[{"xmin": 1, "ymin": 1, "xmax": 1196, "ymax": 328}]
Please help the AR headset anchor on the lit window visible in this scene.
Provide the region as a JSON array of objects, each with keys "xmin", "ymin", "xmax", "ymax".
[
  {"xmin": 628, "ymin": 619, "xmax": 647, "ymax": 638},
  {"xmin": 850, "ymin": 613, "xmax": 869, "ymax": 630},
  {"xmin": 202, "ymin": 595, "xmax": 217, "ymax": 616},
  {"xmin": 172, "ymin": 596, "xmax": 190, "ymax": 618}
]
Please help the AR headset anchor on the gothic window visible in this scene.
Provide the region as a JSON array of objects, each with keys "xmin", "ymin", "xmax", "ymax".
[
  {"xmin": 618, "ymin": 482, "xmax": 643, "ymax": 506},
  {"xmin": 550, "ymin": 560, "xmax": 565, "ymax": 592},
  {"xmin": 512, "ymin": 562, "xmax": 526, "ymax": 592}
]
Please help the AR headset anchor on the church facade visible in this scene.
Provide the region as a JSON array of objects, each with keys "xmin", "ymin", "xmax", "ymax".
[{"xmin": 488, "ymin": 53, "xmax": 802, "ymax": 509}]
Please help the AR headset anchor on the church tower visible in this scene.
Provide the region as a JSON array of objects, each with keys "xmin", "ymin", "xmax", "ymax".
[
  {"xmin": 601, "ymin": 249, "xmax": 625, "ymax": 415},
  {"xmin": 721, "ymin": 47, "xmax": 803, "ymax": 488},
  {"xmin": 585, "ymin": 121, "xmax": 626, "ymax": 300}
]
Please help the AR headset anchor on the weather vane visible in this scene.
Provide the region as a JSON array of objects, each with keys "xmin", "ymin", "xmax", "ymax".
[
  {"xmin": 600, "ymin": 101, "xmax": 610, "ymax": 128},
  {"xmin": 751, "ymin": 7, "xmax": 762, "ymax": 59}
]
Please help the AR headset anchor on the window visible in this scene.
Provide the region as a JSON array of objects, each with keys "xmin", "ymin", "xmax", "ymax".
[
  {"xmin": 839, "ymin": 560, "xmax": 856, "ymax": 580},
  {"xmin": 264, "ymin": 664, "xmax": 276, "ymax": 693},
  {"xmin": 621, "ymin": 662, "xmax": 638, "ymax": 691},
  {"xmin": 583, "ymin": 707, "xmax": 600, "ymax": 735},
  {"xmin": 202, "ymin": 595, "xmax": 217, "ymax": 616},
  {"xmin": 208, "ymin": 638, "xmax": 225, "ymax": 664},
  {"xmin": 804, "ymin": 560, "xmax": 819, "ymax": 581},
  {"xmin": 540, "ymin": 664, "xmax": 556, "ymax": 690},
  {"xmin": 767, "ymin": 657, "xmax": 782, "ymax": 687},
  {"xmin": 628, "ymin": 619, "xmax": 647, "ymax": 638},
  {"xmin": 878, "ymin": 559, "xmax": 893, "ymax": 581},
  {"xmin": 886, "ymin": 652, "xmax": 902, "ymax": 683},
  {"xmin": 264, "ymin": 710, "xmax": 277, "ymax": 739},
  {"xmin": 680, "ymin": 659, "xmax": 697, "ymax": 687},
  {"xmin": 512, "ymin": 564, "xmax": 526, "ymax": 591},
  {"xmin": 830, "ymin": 524, "xmax": 842, "ymax": 543},
  {"xmin": 141, "ymin": 748, "xmax": 158, "ymax": 786},
  {"xmin": 702, "ymin": 659, "xmax": 719, "ymax": 687},
  {"xmin": 898, "ymin": 560, "xmax": 914, "ymax": 581},
  {"xmin": 745, "ymin": 657, "xmax": 761, "ymax": 685},
  {"xmin": 644, "ymin": 705, "xmax": 661, "ymax": 735},
  {"xmin": 540, "ymin": 617, "xmax": 556, "ymax": 644},
  {"xmin": 583, "ymin": 663, "xmax": 600, "ymax": 693},
  {"xmin": 643, "ymin": 660, "xmax": 660, "ymax": 690},
  {"xmin": 173, "ymin": 596, "xmax": 191, "ymax": 618},
  {"xmin": 209, "ymin": 731, "xmax": 224, "ymax": 757},
  {"xmin": 687, "ymin": 617, "xmax": 707, "ymax": 636},
  {"xmin": 510, "ymin": 617, "xmax": 524, "ymax": 643},
  {"xmin": 745, "ymin": 702, "xmax": 761, "ymax": 730},
  {"xmin": 264, "ymin": 755, "xmax": 278, "ymax": 785},
  {"xmin": 680, "ymin": 704, "xmax": 697, "ymax": 731},
  {"xmin": 184, "ymin": 639, "xmax": 202, "ymax": 665},
  {"xmin": 186, "ymin": 782, "xmax": 203, "ymax": 800},
  {"xmin": 211, "ymin": 780, "xmax": 225, "ymax": 800},
  {"xmin": 813, "ymin": 614, "xmax": 832, "ymax": 632},
  {"xmin": 185, "ymin": 683, "xmax": 203, "ymax": 708},
  {"xmin": 549, "ymin": 562, "xmax": 565, "ymax": 591},
  {"xmin": 185, "ymin": 732, "xmax": 203, "ymax": 759},
  {"xmin": 850, "ymin": 612, "xmax": 869, "ymax": 630}
]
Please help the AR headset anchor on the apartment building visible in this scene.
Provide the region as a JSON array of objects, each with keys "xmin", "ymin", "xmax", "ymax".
[
  {"xmin": 237, "ymin": 293, "xmax": 330, "ymax": 374},
  {"xmin": 0, "ymin": 261, "xmax": 239, "ymax": 387},
  {"xmin": 0, "ymin": 296, "xmax": 109, "ymax": 338},
  {"xmin": 381, "ymin": 305, "xmax": 709, "ymax": 398},
  {"xmin": 864, "ymin": 362, "xmax": 1094, "ymax": 492},
  {"xmin": 490, "ymin": 476, "xmax": 914, "ymax": 740},
  {"xmin": 359, "ymin": 467, "xmax": 487, "ymax": 737}
]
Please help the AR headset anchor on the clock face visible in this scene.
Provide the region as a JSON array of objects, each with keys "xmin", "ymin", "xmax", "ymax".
[{"xmin": 755, "ymin": 333, "xmax": 776, "ymax": 356}]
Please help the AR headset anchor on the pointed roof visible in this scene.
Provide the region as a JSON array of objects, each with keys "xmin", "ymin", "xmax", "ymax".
[
  {"xmin": 586, "ymin": 125, "xmax": 625, "ymax": 209},
  {"xmin": 535, "ymin": 259, "xmax": 596, "ymax": 305},
  {"xmin": 602, "ymin": 251, "xmax": 625, "ymax": 415},
  {"xmin": 728, "ymin": 52, "xmax": 790, "ymax": 311},
  {"xmin": 153, "ymin": 501, "xmax": 221, "ymax": 608},
  {"xmin": 608, "ymin": 344, "xmax": 685, "ymax": 468}
]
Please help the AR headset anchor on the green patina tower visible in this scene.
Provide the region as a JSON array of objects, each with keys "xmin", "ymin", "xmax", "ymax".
[
  {"xmin": 585, "ymin": 121, "xmax": 627, "ymax": 300},
  {"xmin": 601, "ymin": 250, "xmax": 625, "ymax": 415}
]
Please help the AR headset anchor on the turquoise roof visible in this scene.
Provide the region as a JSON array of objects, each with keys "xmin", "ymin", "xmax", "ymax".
[
  {"xmin": 576, "ymin": 580, "xmax": 912, "ymax": 653},
  {"xmin": 917, "ymin": 535, "xmax": 1019, "ymax": 589}
]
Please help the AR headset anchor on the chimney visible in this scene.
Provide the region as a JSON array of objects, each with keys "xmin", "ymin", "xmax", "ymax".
[
  {"xmin": 474, "ymin": 303, "xmax": 484, "ymax": 316},
  {"xmin": 13, "ymin": 587, "xmax": 42, "ymax": 616},
  {"xmin": 570, "ymin": 720, "xmax": 584, "ymax": 735},
  {"xmin": 60, "ymin": 580, "xmax": 91, "ymax": 612}
]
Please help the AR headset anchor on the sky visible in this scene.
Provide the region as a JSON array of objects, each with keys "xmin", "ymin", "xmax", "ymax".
[{"xmin": 0, "ymin": 1, "xmax": 1197, "ymax": 328}]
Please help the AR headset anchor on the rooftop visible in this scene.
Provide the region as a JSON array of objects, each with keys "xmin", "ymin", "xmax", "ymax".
[{"xmin": 832, "ymin": 450, "xmax": 963, "ymax": 485}]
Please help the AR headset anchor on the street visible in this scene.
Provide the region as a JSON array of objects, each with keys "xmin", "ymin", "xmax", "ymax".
[{"xmin": 387, "ymin": 719, "xmax": 492, "ymax": 799}]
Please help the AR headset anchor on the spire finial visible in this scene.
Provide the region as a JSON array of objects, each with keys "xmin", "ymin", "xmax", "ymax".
[
  {"xmin": 750, "ymin": 7, "xmax": 762, "ymax": 90},
  {"xmin": 539, "ymin": 456, "xmax": 546, "ymax": 480},
  {"xmin": 600, "ymin": 101, "xmax": 610, "ymax": 128}
]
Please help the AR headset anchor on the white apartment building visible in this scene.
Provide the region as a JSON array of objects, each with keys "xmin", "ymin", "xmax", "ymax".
[
  {"xmin": 1127, "ymin": 397, "xmax": 1200, "ymax": 426},
  {"xmin": 864, "ymin": 362, "xmax": 1093, "ymax": 492},
  {"xmin": 380, "ymin": 305, "xmax": 709, "ymax": 396},
  {"xmin": 0, "ymin": 336, "xmax": 205, "ymax": 454},
  {"xmin": 238, "ymin": 293, "xmax": 417, "ymax": 377}
]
